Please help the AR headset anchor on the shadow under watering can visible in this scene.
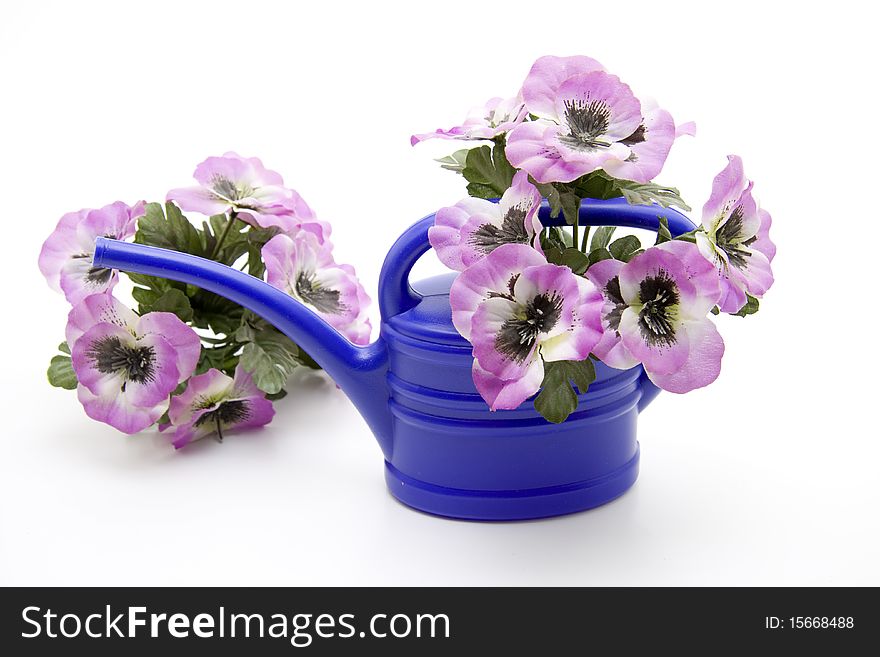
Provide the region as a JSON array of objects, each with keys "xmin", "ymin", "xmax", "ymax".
[{"xmin": 94, "ymin": 198, "xmax": 696, "ymax": 521}]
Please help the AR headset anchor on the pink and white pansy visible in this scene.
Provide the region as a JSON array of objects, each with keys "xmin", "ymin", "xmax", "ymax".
[
  {"xmin": 39, "ymin": 201, "xmax": 145, "ymax": 305},
  {"xmin": 411, "ymin": 95, "xmax": 527, "ymax": 145},
  {"xmin": 165, "ymin": 366, "xmax": 275, "ymax": 449},
  {"xmin": 696, "ymin": 155, "xmax": 775, "ymax": 313},
  {"xmin": 262, "ymin": 232, "xmax": 372, "ymax": 345},
  {"xmin": 507, "ymin": 55, "xmax": 683, "ymax": 184},
  {"xmin": 588, "ymin": 242, "xmax": 724, "ymax": 393},
  {"xmin": 66, "ymin": 294, "xmax": 201, "ymax": 434},
  {"xmin": 167, "ymin": 151, "xmax": 328, "ymax": 240},
  {"xmin": 450, "ymin": 244, "xmax": 604, "ymax": 410},
  {"xmin": 428, "ymin": 171, "xmax": 543, "ymax": 271}
]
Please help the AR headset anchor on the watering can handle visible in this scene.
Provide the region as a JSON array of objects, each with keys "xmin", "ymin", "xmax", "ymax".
[{"xmin": 379, "ymin": 197, "xmax": 697, "ymax": 319}]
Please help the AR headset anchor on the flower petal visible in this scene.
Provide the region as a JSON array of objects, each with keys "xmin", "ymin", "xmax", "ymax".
[
  {"xmin": 429, "ymin": 197, "xmax": 499, "ymax": 271},
  {"xmin": 602, "ymin": 106, "xmax": 677, "ymax": 183},
  {"xmin": 470, "ymin": 296, "xmax": 539, "ymax": 381},
  {"xmin": 619, "ymin": 305, "xmax": 689, "ymax": 375},
  {"xmin": 472, "ymin": 358, "xmax": 544, "ymax": 411},
  {"xmin": 66, "ymin": 293, "xmax": 138, "ymax": 349},
  {"xmin": 77, "ymin": 384, "xmax": 168, "ymax": 434},
  {"xmin": 539, "ymin": 276, "xmax": 604, "ymax": 362},
  {"xmin": 168, "ymin": 368, "xmax": 234, "ymax": 426},
  {"xmin": 166, "ymin": 185, "xmax": 230, "ymax": 217},
  {"xmin": 136, "ymin": 311, "xmax": 201, "ymax": 383},
  {"xmin": 38, "ymin": 209, "xmax": 92, "ymax": 293},
  {"xmin": 586, "ymin": 259, "xmax": 640, "ymax": 369},
  {"xmin": 521, "ymin": 55, "xmax": 605, "ymax": 119},
  {"xmin": 646, "ymin": 318, "xmax": 724, "ymax": 393},
  {"xmin": 554, "ymin": 71, "xmax": 642, "ymax": 142},
  {"xmin": 449, "ymin": 243, "xmax": 547, "ymax": 340},
  {"xmin": 702, "ymin": 155, "xmax": 749, "ymax": 230},
  {"xmin": 656, "ymin": 240, "xmax": 722, "ymax": 318},
  {"xmin": 753, "ymin": 207, "xmax": 776, "ymax": 263}
]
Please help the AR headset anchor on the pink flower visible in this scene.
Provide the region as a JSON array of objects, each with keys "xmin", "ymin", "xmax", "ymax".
[
  {"xmin": 38, "ymin": 201, "xmax": 145, "ymax": 305},
  {"xmin": 66, "ymin": 294, "xmax": 201, "ymax": 434},
  {"xmin": 450, "ymin": 244, "xmax": 604, "ymax": 410},
  {"xmin": 411, "ymin": 95, "xmax": 527, "ymax": 145},
  {"xmin": 428, "ymin": 171, "xmax": 542, "ymax": 271},
  {"xmin": 165, "ymin": 366, "xmax": 275, "ymax": 448},
  {"xmin": 696, "ymin": 155, "xmax": 776, "ymax": 313},
  {"xmin": 166, "ymin": 152, "xmax": 329, "ymax": 240},
  {"xmin": 507, "ymin": 55, "xmax": 684, "ymax": 184},
  {"xmin": 262, "ymin": 232, "xmax": 372, "ymax": 345},
  {"xmin": 587, "ymin": 242, "xmax": 724, "ymax": 393}
]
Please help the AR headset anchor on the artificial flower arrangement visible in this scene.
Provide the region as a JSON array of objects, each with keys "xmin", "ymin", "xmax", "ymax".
[
  {"xmin": 40, "ymin": 153, "xmax": 371, "ymax": 447},
  {"xmin": 411, "ymin": 54, "xmax": 775, "ymax": 422},
  {"xmin": 39, "ymin": 54, "xmax": 776, "ymax": 447}
]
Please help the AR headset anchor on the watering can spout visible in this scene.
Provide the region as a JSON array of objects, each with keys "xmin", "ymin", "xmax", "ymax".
[{"xmin": 93, "ymin": 238, "xmax": 393, "ymax": 454}]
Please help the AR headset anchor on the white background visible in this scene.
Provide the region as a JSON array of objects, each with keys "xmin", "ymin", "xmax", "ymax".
[{"xmin": 1, "ymin": 0, "xmax": 877, "ymax": 586}]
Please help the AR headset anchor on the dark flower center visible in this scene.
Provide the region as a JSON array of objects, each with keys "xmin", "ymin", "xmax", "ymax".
[
  {"xmin": 469, "ymin": 206, "xmax": 530, "ymax": 254},
  {"xmin": 194, "ymin": 399, "xmax": 251, "ymax": 428},
  {"xmin": 620, "ymin": 124, "xmax": 647, "ymax": 146},
  {"xmin": 715, "ymin": 205, "xmax": 755, "ymax": 269},
  {"xmin": 194, "ymin": 399, "xmax": 252, "ymax": 442},
  {"xmin": 86, "ymin": 336, "xmax": 156, "ymax": 385},
  {"xmin": 71, "ymin": 252, "xmax": 114, "ymax": 286},
  {"xmin": 85, "ymin": 266, "xmax": 114, "ymax": 285},
  {"xmin": 637, "ymin": 271, "xmax": 679, "ymax": 348},
  {"xmin": 295, "ymin": 272, "xmax": 346, "ymax": 314},
  {"xmin": 495, "ymin": 292, "xmax": 564, "ymax": 363},
  {"xmin": 558, "ymin": 98, "xmax": 612, "ymax": 151},
  {"xmin": 603, "ymin": 276, "xmax": 627, "ymax": 333}
]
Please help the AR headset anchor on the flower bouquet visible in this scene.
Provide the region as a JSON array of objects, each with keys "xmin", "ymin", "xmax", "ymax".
[
  {"xmin": 412, "ymin": 55, "xmax": 775, "ymax": 422},
  {"xmin": 39, "ymin": 54, "xmax": 776, "ymax": 449},
  {"xmin": 40, "ymin": 153, "xmax": 371, "ymax": 447}
]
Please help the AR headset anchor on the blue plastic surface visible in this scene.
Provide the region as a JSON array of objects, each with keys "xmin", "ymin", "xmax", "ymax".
[{"xmin": 94, "ymin": 198, "xmax": 696, "ymax": 520}]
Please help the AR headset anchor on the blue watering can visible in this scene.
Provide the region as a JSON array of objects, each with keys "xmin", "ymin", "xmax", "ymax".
[{"xmin": 94, "ymin": 198, "xmax": 696, "ymax": 520}]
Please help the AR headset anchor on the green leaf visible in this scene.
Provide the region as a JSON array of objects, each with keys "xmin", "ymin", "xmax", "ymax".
[
  {"xmin": 587, "ymin": 248, "xmax": 613, "ymax": 267},
  {"xmin": 435, "ymin": 148, "xmax": 471, "ymax": 174},
  {"xmin": 135, "ymin": 202, "xmax": 204, "ymax": 255},
  {"xmin": 540, "ymin": 226, "xmax": 572, "ymax": 252},
  {"xmin": 609, "ymin": 235, "xmax": 642, "ymax": 262},
  {"xmin": 295, "ymin": 349, "xmax": 322, "ymax": 370},
  {"xmin": 465, "ymin": 182, "xmax": 498, "ymax": 199},
  {"xmin": 239, "ymin": 329, "xmax": 303, "ymax": 394},
  {"xmin": 573, "ymin": 171, "xmax": 624, "ymax": 200},
  {"xmin": 557, "ymin": 247, "xmax": 590, "ymax": 275},
  {"xmin": 590, "ymin": 226, "xmax": 616, "ymax": 252},
  {"xmin": 188, "ymin": 289, "xmax": 245, "ymax": 335},
  {"xmin": 559, "ymin": 191, "xmax": 581, "ymax": 227},
  {"xmin": 47, "ymin": 355, "xmax": 77, "ymax": 389},
  {"xmin": 461, "ymin": 143, "xmax": 515, "ymax": 198},
  {"xmin": 195, "ymin": 343, "xmax": 238, "ymax": 376},
  {"xmin": 655, "ymin": 216, "xmax": 672, "ymax": 245},
  {"xmin": 710, "ymin": 306, "xmax": 720, "ymax": 315},
  {"xmin": 673, "ymin": 228, "xmax": 698, "ymax": 244},
  {"xmin": 265, "ymin": 389, "xmax": 288, "ymax": 401},
  {"xmin": 58, "ymin": 341, "xmax": 70, "ymax": 355},
  {"xmin": 534, "ymin": 358, "xmax": 596, "ymax": 424},
  {"xmin": 240, "ymin": 227, "xmax": 279, "ymax": 278},
  {"xmin": 533, "ymin": 180, "xmax": 563, "ymax": 218},
  {"xmin": 614, "ymin": 180, "xmax": 691, "ymax": 212},
  {"xmin": 148, "ymin": 288, "xmax": 194, "ymax": 322},
  {"xmin": 734, "ymin": 294, "xmax": 760, "ymax": 317}
]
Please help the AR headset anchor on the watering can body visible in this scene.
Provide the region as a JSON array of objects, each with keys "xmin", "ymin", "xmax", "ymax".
[{"xmin": 95, "ymin": 198, "xmax": 695, "ymax": 521}]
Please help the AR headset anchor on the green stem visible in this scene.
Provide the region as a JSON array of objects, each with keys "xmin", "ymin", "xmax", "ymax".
[
  {"xmin": 580, "ymin": 224, "xmax": 590, "ymax": 253},
  {"xmin": 209, "ymin": 210, "xmax": 239, "ymax": 260},
  {"xmin": 572, "ymin": 221, "xmax": 579, "ymax": 253}
]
